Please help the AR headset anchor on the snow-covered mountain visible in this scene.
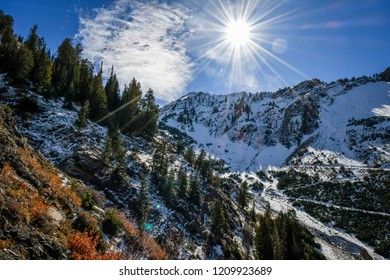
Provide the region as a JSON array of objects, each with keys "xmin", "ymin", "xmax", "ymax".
[
  {"xmin": 160, "ymin": 75, "xmax": 390, "ymax": 171},
  {"xmin": 158, "ymin": 74, "xmax": 390, "ymax": 259}
]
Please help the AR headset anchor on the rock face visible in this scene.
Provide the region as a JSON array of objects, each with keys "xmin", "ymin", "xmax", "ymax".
[
  {"xmin": 278, "ymin": 95, "xmax": 319, "ymax": 148},
  {"xmin": 59, "ymin": 149, "xmax": 137, "ymax": 208}
]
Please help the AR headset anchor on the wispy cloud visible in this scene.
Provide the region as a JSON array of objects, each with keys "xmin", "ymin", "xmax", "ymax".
[{"xmin": 76, "ymin": 0, "xmax": 193, "ymax": 102}]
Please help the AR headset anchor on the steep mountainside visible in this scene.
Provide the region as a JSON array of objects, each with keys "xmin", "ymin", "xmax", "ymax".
[
  {"xmin": 0, "ymin": 78, "xmax": 167, "ymax": 260},
  {"xmin": 160, "ymin": 76, "xmax": 389, "ymax": 171}
]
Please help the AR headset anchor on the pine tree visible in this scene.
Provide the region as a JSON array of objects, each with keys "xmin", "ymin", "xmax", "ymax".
[
  {"xmin": 0, "ymin": 11, "xmax": 33, "ymax": 82},
  {"xmin": 251, "ymin": 208, "xmax": 324, "ymax": 260},
  {"xmin": 238, "ymin": 181, "xmax": 249, "ymax": 209},
  {"xmin": 108, "ymin": 127, "xmax": 126, "ymax": 172},
  {"xmin": 162, "ymin": 169, "xmax": 175, "ymax": 205},
  {"xmin": 105, "ymin": 66, "xmax": 120, "ymax": 112},
  {"xmin": 24, "ymin": 25, "xmax": 39, "ymax": 53},
  {"xmin": 119, "ymin": 78, "xmax": 142, "ymax": 134},
  {"xmin": 254, "ymin": 214, "xmax": 274, "ymax": 259},
  {"xmin": 24, "ymin": 25, "xmax": 40, "ymax": 83},
  {"xmin": 195, "ymin": 149, "xmax": 206, "ymax": 170},
  {"xmin": 52, "ymin": 38, "xmax": 81, "ymax": 101},
  {"xmin": 11, "ymin": 40, "xmax": 34, "ymax": 82},
  {"xmin": 210, "ymin": 200, "xmax": 225, "ymax": 237},
  {"xmin": 0, "ymin": 11, "xmax": 15, "ymax": 71},
  {"xmin": 77, "ymin": 100, "xmax": 90, "ymax": 129},
  {"xmin": 284, "ymin": 210, "xmax": 305, "ymax": 259},
  {"xmin": 177, "ymin": 169, "xmax": 188, "ymax": 199},
  {"xmin": 136, "ymin": 178, "xmax": 149, "ymax": 218},
  {"xmin": 24, "ymin": 25, "xmax": 52, "ymax": 93},
  {"xmin": 89, "ymin": 63, "xmax": 108, "ymax": 122},
  {"xmin": 33, "ymin": 46, "xmax": 52, "ymax": 94},
  {"xmin": 273, "ymin": 214, "xmax": 287, "ymax": 259},
  {"xmin": 139, "ymin": 88, "xmax": 159, "ymax": 138},
  {"xmin": 151, "ymin": 140, "xmax": 169, "ymax": 185},
  {"xmin": 103, "ymin": 136, "xmax": 113, "ymax": 166},
  {"xmin": 176, "ymin": 141, "xmax": 185, "ymax": 155},
  {"xmin": 200, "ymin": 155, "xmax": 212, "ymax": 179},
  {"xmin": 184, "ymin": 146, "xmax": 195, "ymax": 166},
  {"xmin": 189, "ymin": 173, "xmax": 201, "ymax": 207},
  {"xmin": 77, "ymin": 58, "xmax": 94, "ymax": 104}
]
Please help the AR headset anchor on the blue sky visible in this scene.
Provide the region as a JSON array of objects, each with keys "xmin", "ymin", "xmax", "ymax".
[{"xmin": 2, "ymin": 0, "xmax": 390, "ymax": 102}]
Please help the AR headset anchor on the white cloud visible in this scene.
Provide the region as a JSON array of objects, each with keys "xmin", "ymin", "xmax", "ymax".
[{"xmin": 76, "ymin": 0, "xmax": 193, "ymax": 102}]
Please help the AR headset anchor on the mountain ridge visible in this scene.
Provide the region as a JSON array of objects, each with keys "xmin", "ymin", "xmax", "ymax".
[{"xmin": 160, "ymin": 74, "xmax": 389, "ymax": 171}]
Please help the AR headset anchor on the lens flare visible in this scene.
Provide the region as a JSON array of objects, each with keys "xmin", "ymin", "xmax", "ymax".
[
  {"xmin": 272, "ymin": 38, "xmax": 288, "ymax": 54},
  {"xmin": 143, "ymin": 222, "xmax": 154, "ymax": 231}
]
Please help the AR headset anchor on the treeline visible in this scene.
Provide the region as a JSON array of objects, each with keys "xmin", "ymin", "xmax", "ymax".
[{"xmin": 0, "ymin": 10, "xmax": 158, "ymax": 138}]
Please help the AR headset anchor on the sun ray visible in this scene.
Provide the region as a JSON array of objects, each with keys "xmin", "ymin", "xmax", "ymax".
[{"xmin": 186, "ymin": 0, "xmax": 313, "ymax": 93}]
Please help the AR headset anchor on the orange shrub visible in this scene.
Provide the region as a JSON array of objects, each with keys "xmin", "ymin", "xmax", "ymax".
[
  {"xmin": 117, "ymin": 212, "xmax": 168, "ymax": 260},
  {"xmin": 0, "ymin": 240, "xmax": 14, "ymax": 250},
  {"xmin": 68, "ymin": 230, "xmax": 125, "ymax": 260},
  {"xmin": 118, "ymin": 214, "xmax": 138, "ymax": 237},
  {"xmin": 140, "ymin": 235, "xmax": 169, "ymax": 260},
  {"xmin": 68, "ymin": 230, "xmax": 99, "ymax": 260},
  {"xmin": 1, "ymin": 163, "xmax": 49, "ymax": 222},
  {"xmin": 18, "ymin": 148, "xmax": 81, "ymax": 207}
]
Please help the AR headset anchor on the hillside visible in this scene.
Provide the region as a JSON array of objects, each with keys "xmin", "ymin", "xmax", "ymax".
[{"xmin": 0, "ymin": 76, "xmax": 167, "ymax": 260}]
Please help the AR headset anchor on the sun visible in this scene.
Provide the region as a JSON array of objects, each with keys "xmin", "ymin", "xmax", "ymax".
[
  {"xmin": 225, "ymin": 19, "xmax": 252, "ymax": 48},
  {"xmin": 189, "ymin": 0, "xmax": 308, "ymax": 92}
]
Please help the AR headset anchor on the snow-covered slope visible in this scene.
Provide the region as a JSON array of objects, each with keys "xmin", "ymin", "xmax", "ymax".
[{"xmin": 160, "ymin": 76, "xmax": 390, "ymax": 171}]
